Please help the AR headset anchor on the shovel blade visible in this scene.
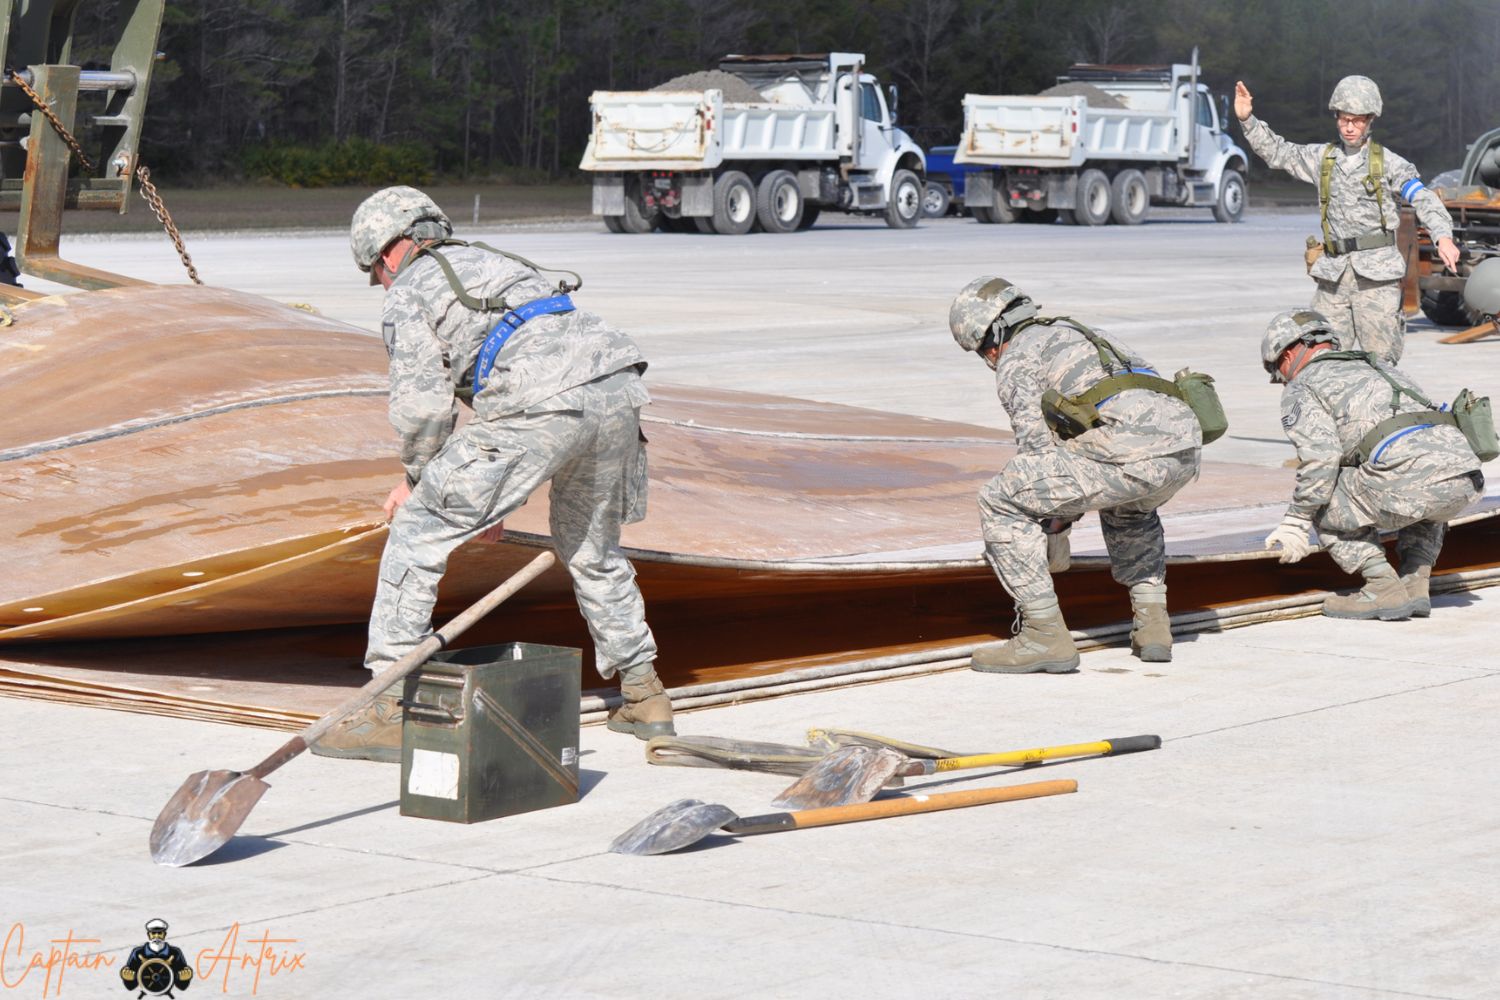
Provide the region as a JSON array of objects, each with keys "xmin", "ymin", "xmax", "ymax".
[
  {"xmin": 150, "ymin": 769, "xmax": 270, "ymax": 867},
  {"xmin": 609, "ymin": 798, "xmax": 739, "ymax": 856},
  {"xmin": 771, "ymin": 745, "xmax": 907, "ymax": 810}
]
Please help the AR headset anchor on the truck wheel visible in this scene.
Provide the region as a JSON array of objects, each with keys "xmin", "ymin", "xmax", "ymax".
[
  {"xmin": 1020, "ymin": 208, "xmax": 1058, "ymax": 224},
  {"xmin": 756, "ymin": 170, "xmax": 804, "ymax": 233},
  {"xmin": 797, "ymin": 205, "xmax": 821, "ymax": 230},
  {"xmin": 1420, "ymin": 288, "xmax": 1474, "ymax": 327},
  {"xmin": 970, "ymin": 205, "xmax": 994, "ymax": 224},
  {"xmin": 621, "ymin": 189, "xmax": 658, "ymax": 234},
  {"xmin": 1213, "ymin": 170, "xmax": 1246, "ymax": 223},
  {"xmin": 884, "ymin": 169, "xmax": 923, "ymax": 229},
  {"xmin": 922, "ymin": 182, "xmax": 951, "ymax": 218},
  {"xmin": 1070, "ymin": 169, "xmax": 1111, "ymax": 226},
  {"xmin": 603, "ymin": 215, "xmax": 626, "ymax": 234},
  {"xmin": 711, "ymin": 171, "xmax": 756, "ymax": 235},
  {"xmin": 1110, "ymin": 169, "xmax": 1149, "ymax": 225},
  {"xmin": 694, "ymin": 217, "xmax": 715, "ymax": 234}
]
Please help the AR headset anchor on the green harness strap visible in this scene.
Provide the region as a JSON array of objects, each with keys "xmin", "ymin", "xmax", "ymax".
[
  {"xmin": 1047, "ymin": 316, "xmax": 1185, "ymax": 404},
  {"xmin": 1319, "ymin": 140, "xmax": 1387, "ymax": 250},
  {"xmin": 408, "ymin": 238, "xmax": 584, "ymax": 314},
  {"xmin": 1305, "ymin": 350, "xmax": 1452, "ymax": 463}
]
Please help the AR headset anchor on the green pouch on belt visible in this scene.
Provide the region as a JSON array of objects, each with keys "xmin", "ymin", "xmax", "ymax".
[
  {"xmin": 1041, "ymin": 389, "xmax": 1102, "ymax": 440},
  {"xmin": 1453, "ymin": 388, "xmax": 1499, "ymax": 462},
  {"xmin": 1173, "ymin": 369, "xmax": 1228, "ymax": 445}
]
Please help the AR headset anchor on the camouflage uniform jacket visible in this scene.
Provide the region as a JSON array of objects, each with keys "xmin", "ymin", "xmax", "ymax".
[
  {"xmin": 381, "ymin": 245, "xmax": 647, "ymax": 485},
  {"xmin": 1279, "ymin": 355, "xmax": 1479, "ymax": 517},
  {"xmin": 1239, "ymin": 115, "xmax": 1453, "ymax": 282},
  {"xmin": 994, "ymin": 320, "xmax": 1201, "ymax": 463}
]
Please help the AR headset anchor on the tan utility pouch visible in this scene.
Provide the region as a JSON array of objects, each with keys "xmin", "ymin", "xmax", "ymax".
[
  {"xmin": 1173, "ymin": 369, "xmax": 1228, "ymax": 444},
  {"xmin": 1453, "ymin": 389, "xmax": 1499, "ymax": 462},
  {"xmin": 1304, "ymin": 235, "xmax": 1324, "ymax": 272}
]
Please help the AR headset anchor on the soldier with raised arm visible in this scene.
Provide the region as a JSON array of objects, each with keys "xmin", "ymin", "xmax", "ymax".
[{"xmin": 1235, "ymin": 76, "xmax": 1461, "ymax": 364}]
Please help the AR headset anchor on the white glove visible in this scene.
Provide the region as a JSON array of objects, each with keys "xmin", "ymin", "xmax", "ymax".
[{"xmin": 1264, "ymin": 515, "xmax": 1313, "ymax": 564}]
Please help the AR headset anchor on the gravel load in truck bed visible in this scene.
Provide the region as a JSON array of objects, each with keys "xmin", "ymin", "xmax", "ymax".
[
  {"xmin": 1038, "ymin": 82, "xmax": 1128, "ymax": 108},
  {"xmin": 652, "ymin": 70, "xmax": 766, "ymax": 104}
]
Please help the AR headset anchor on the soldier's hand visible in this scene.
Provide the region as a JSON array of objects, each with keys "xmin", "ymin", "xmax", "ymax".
[
  {"xmin": 1436, "ymin": 236, "xmax": 1462, "ymax": 274},
  {"xmin": 478, "ymin": 521, "xmax": 506, "ymax": 543},
  {"xmin": 1264, "ymin": 515, "xmax": 1312, "ymax": 564},
  {"xmin": 1234, "ymin": 81, "xmax": 1253, "ymax": 122},
  {"xmin": 383, "ymin": 480, "xmax": 412, "ymax": 520}
]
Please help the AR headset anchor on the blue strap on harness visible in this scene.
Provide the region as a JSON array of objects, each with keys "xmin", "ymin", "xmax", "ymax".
[
  {"xmin": 473, "ymin": 294, "xmax": 576, "ymax": 390},
  {"xmin": 1371, "ymin": 422, "xmax": 1433, "ymax": 464}
]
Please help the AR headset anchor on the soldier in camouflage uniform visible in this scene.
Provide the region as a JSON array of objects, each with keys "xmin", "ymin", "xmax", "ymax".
[
  {"xmin": 949, "ymin": 277, "xmax": 1202, "ymax": 673},
  {"xmin": 314, "ymin": 186, "xmax": 672, "ymax": 762},
  {"xmin": 1261, "ymin": 310, "xmax": 1482, "ymax": 619},
  {"xmin": 1235, "ymin": 76, "xmax": 1461, "ymax": 364}
]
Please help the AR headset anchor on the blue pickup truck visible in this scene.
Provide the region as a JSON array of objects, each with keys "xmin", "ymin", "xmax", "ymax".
[{"xmin": 923, "ymin": 144, "xmax": 980, "ymax": 217}]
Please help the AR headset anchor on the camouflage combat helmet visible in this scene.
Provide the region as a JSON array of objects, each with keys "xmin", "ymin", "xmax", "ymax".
[
  {"xmin": 1328, "ymin": 75, "xmax": 1382, "ymax": 117},
  {"xmin": 1262, "ymin": 309, "xmax": 1340, "ymax": 382},
  {"xmin": 350, "ymin": 186, "xmax": 452, "ymax": 283},
  {"xmin": 1464, "ymin": 258, "xmax": 1500, "ymax": 319},
  {"xmin": 949, "ymin": 276, "xmax": 1039, "ymax": 355}
]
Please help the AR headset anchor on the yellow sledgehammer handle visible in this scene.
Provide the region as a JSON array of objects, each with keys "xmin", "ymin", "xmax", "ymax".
[
  {"xmin": 726, "ymin": 779, "xmax": 1078, "ymax": 835},
  {"xmin": 924, "ymin": 735, "xmax": 1161, "ymax": 775}
]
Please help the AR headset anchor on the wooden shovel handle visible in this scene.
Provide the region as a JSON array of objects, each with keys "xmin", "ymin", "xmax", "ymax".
[
  {"xmin": 922, "ymin": 735, "xmax": 1160, "ymax": 775},
  {"xmin": 248, "ymin": 549, "xmax": 557, "ymax": 780},
  {"xmin": 726, "ymin": 778, "xmax": 1077, "ymax": 835}
]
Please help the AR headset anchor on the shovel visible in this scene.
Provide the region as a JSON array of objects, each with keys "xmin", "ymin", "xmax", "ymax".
[
  {"xmin": 149, "ymin": 549, "xmax": 558, "ymax": 867},
  {"xmin": 772, "ymin": 735, "xmax": 1159, "ymax": 810},
  {"xmin": 610, "ymin": 778, "xmax": 1078, "ymax": 855}
]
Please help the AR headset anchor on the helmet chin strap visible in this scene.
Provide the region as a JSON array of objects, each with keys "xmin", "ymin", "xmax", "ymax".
[{"xmin": 1281, "ymin": 341, "xmax": 1332, "ymax": 381}]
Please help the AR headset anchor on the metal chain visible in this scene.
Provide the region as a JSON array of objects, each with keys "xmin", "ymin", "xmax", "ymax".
[
  {"xmin": 135, "ymin": 166, "xmax": 203, "ymax": 285},
  {"xmin": 6, "ymin": 68, "xmax": 96, "ymax": 173}
]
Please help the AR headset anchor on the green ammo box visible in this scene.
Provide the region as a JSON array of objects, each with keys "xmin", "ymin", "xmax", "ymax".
[{"xmin": 399, "ymin": 642, "xmax": 581, "ymax": 824}]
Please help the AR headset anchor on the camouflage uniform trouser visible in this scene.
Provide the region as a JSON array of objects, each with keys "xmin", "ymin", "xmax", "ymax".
[
  {"xmin": 1311, "ymin": 267, "xmax": 1404, "ymax": 365},
  {"xmin": 366, "ymin": 370, "xmax": 656, "ymax": 679},
  {"xmin": 1315, "ymin": 460, "xmax": 1482, "ymax": 577},
  {"xmin": 979, "ymin": 448, "xmax": 1200, "ymax": 606}
]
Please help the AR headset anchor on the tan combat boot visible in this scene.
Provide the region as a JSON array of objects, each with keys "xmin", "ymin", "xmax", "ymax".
[
  {"xmin": 970, "ymin": 600, "xmax": 1081, "ymax": 674},
  {"xmin": 310, "ymin": 692, "xmax": 402, "ymax": 763},
  {"xmin": 1128, "ymin": 582, "xmax": 1172, "ymax": 662},
  {"xmin": 607, "ymin": 666, "xmax": 675, "ymax": 740},
  {"xmin": 1400, "ymin": 565, "xmax": 1432, "ymax": 618},
  {"xmin": 1322, "ymin": 572, "xmax": 1417, "ymax": 621}
]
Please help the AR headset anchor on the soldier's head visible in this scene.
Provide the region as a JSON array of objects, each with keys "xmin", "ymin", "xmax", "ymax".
[
  {"xmin": 145, "ymin": 919, "xmax": 168, "ymax": 944},
  {"xmin": 1262, "ymin": 310, "xmax": 1340, "ymax": 384},
  {"xmin": 350, "ymin": 186, "xmax": 452, "ymax": 288},
  {"xmin": 1328, "ymin": 76, "xmax": 1381, "ymax": 146},
  {"xmin": 1464, "ymin": 258, "xmax": 1500, "ymax": 321},
  {"xmin": 949, "ymin": 276, "xmax": 1039, "ymax": 370}
]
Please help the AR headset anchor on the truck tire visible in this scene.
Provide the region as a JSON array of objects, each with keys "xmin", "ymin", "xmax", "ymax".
[
  {"xmin": 1420, "ymin": 288, "xmax": 1473, "ymax": 327},
  {"xmin": 1020, "ymin": 208, "xmax": 1058, "ymax": 224},
  {"xmin": 922, "ymin": 182, "xmax": 951, "ymax": 218},
  {"xmin": 970, "ymin": 205, "xmax": 994, "ymax": 223},
  {"xmin": 1110, "ymin": 169, "xmax": 1149, "ymax": 225},
  {"xmin": 756, "ymin": 170, "xmax": 804, "ymax": 233},
  {"xmin": 711, "ymin": 171, "xmax": 756, "ymax": 235},
  {"xmin": 603, "ymin": 215, "xmax": 625, "ymax": 234},
  {"xmin": 797, "ymin": 205, "xmax": 821, "ymax": 230},
  {"xmin": 621, "ymin": 188, "xmax": 658, "ymax": 234},
  {"xmin": 884, "ymin": 169, "xmax": 923, "ymax": 229},
  {"xmin": 1213, "ymin": 170, "xmax": 1246, "ymax": 223},
  {"xmin": 694, "ymin": 217, "xmax": 715, "ymax": 234},
  {"xmin": 1070, "ymin": 169, "xmax": 1111, "ymax": 226}
]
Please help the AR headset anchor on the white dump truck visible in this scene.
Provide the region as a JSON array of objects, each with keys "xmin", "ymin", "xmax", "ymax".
[
  {"xmin": 955, "ymin": 52, "xmax": 1249, "ymax": 225},
  {"xmin": 579, "ymin": 53, "xmax": 926, "ymax": 234}
]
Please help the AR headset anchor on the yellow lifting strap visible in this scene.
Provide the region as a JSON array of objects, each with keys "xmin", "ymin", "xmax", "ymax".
[{"xmin": 1319, "ymin": 140, "xmax": 1386, "ymax": 249}]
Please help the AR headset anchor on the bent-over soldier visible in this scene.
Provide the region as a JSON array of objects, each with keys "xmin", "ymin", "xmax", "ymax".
[
  {"xmin": 313, "ymin": 186, "xmax": 672, "ymax": 762},
  {"xmin": 1261, "ymin": 309, "xmax": 1484, "ymax": 619},
  {"xmin": 1235, "ymin": 75, "xmax": 1460, "ymax": 364},
  {"xmin": 949, "ymin": 277, "xmax": 1202, "ymax": 673}
]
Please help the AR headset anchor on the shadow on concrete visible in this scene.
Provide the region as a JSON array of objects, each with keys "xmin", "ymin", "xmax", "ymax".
[{"xmin": 260, "ymin": 798, "xmax": 400, "ymax": 839}]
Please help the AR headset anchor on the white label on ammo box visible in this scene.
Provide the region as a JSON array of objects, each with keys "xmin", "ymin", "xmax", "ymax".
[
  {"xmin": 408, "ymin": 748, "xmax": 460, "ymax": 800},
  {"xmin": 560, "ymin": 747, "xmax": 578, "ymax": 767}
]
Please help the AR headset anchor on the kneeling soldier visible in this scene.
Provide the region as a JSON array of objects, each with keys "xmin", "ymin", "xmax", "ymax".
[
  {"xmin": 950, "ymin": 277, "xmax": 1203, "ymax": 673},
  {"xmin": 1262, "ymin": 309, "xmax": 1484, "ymax": 618}
]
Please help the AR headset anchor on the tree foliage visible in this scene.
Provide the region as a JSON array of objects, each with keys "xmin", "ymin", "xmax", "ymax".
[{"xmin": 69, "ymin": 0, "xmax": 1500, "ymax": 182}]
